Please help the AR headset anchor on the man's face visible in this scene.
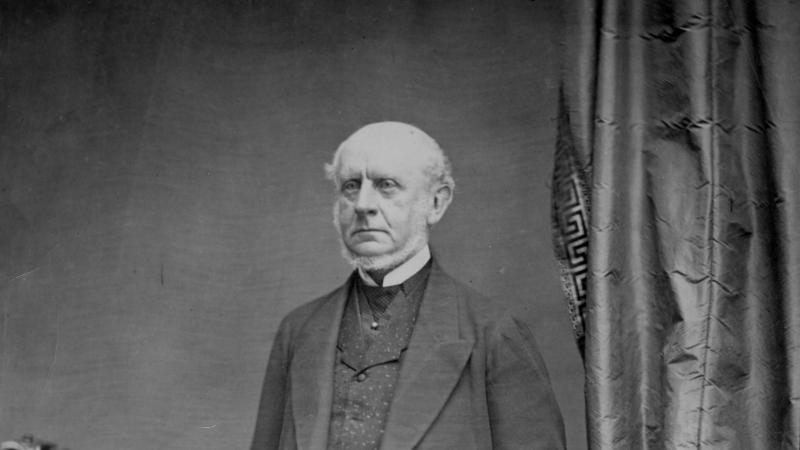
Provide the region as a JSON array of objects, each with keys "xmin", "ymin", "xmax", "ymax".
[{"xmin": 333, "ymin": 138, "xmax": 435, "ymax": 271}]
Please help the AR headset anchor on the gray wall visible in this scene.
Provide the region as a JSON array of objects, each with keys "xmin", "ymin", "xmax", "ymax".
[{"xmin": 0, "ymin": 1, "xmax": 585, "ymax": 448}]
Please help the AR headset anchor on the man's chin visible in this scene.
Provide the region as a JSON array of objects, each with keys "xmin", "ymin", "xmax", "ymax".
[
  {"xmin": 342, "ymin": 242, "xmax": 425, "ymax": 274},
  {"xmin": 346, "ymin": 243, "xmax": 391, "ymax": 258},
  {"xmin": 347, "ymin": 254, "xmax": 397, "ymax": 272},
  {"xmin": 342, "ymin": 245, "xmax": 399, "ymax": 272}
]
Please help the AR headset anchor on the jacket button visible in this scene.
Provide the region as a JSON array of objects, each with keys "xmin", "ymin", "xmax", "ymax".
[{"xmin": 356, "ymin": 373, "xmax": 367, "ymax": 382}]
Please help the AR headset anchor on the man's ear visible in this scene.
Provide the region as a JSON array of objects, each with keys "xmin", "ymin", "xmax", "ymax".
[{"xmin": 427, "ymin": 184, "xmax": 453, "ymax": 226}]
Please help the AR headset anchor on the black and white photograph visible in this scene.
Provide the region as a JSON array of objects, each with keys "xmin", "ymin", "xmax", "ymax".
[{"xmin": 1, "ymin": 1, "xmax": 798, "ymax": 449}]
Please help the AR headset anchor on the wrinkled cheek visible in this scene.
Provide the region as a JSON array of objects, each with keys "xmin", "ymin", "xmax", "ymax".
[{"xmin": 335, "ymin": 201, "xmax": 354, "ymax": 229}]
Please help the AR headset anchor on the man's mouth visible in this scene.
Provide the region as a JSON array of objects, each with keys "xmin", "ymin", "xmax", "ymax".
[{"xmin": 352, "ymin": 228, "xmax": 385, "ymax": 236}]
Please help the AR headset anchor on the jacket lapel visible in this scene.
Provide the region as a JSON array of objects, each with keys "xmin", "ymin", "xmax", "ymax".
[
  {"xmin": 290, "ymin": 277, "xmax": 351, "ymax": 450},
  {"xmin": 380, "ymin": 263, "xmax": 474, "ymax": 450}
]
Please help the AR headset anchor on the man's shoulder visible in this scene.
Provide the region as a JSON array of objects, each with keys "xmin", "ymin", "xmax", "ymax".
[
  {"xmin": 430, "ymin": 264, "xmax": 514, "ymax": 325},
  {"xmin": 278, "ymin": 279, "xmax": 349, "ymax": 328},
  {"xmin": 434, "ymin": 267, "xmax": 547, "ymax": 363}
]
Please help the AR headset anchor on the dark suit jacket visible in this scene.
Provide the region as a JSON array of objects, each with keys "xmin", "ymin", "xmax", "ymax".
[{"xmin": 251, "ymin": 262, "xmax": 566, "ymax": 449}]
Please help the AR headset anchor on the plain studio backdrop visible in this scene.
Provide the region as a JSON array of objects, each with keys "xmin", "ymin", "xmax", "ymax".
[{"xmin": 0, "ymin": 1, "xmax": 586, "ymax": 449}]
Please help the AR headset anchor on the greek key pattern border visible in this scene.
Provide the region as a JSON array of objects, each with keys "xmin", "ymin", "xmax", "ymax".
[{"xmin": 551, "ymin": 93, "xmax": 590, "ymax": 357}]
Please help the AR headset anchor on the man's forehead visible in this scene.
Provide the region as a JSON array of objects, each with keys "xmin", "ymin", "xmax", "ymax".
[
  {"xmin": 336, "ymin": 146, "xmax": 427, "ymax": 180},
  {"xmin": 336, "ymin": 122, "xmax": 436, "ymax": 173}
]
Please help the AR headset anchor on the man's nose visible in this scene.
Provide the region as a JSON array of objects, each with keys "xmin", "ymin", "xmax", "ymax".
[{"xmin": 354, "ymin": 183, "xmax": 379, "ymax": 215}]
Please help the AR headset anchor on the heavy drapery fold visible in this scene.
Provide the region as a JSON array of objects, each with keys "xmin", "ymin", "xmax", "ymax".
[{"xmin": 553, "ymin": 1, "xmax": 800, "ymax": 448}]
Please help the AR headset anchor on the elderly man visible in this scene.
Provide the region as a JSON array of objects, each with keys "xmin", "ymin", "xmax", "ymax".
[{"xmin": 251, "ymin": 122, "xmax": 565, "ymax": 449}]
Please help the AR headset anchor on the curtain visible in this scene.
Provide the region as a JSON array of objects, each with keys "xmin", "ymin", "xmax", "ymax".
[{"xmin": 553, "ymin": 0, "xmax": 800, "ymax": 448}]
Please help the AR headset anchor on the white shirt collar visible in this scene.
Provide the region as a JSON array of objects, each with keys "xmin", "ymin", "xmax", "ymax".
[{"xmin": 358, "ymin": 245, "xmax": 431, "ymax": 287}]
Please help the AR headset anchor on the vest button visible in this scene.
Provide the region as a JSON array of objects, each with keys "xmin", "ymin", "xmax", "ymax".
[{"xmin": 356, "ymin": 373, "xmax": 367, "ymax": 382}]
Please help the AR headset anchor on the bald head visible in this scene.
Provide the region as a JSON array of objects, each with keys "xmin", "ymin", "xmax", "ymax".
[
  {"xmin": 326, "ymin": 122, "xmax": 455, "ymax": 273},
  {"xmin": 325, "ymin": 121, "xmax": 454, "ymax": 193}
]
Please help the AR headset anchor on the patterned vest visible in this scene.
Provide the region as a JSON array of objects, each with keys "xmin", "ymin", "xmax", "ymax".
[{"xmin": 327, "ymin": 261, "xmax": 431, "ymax": 450}]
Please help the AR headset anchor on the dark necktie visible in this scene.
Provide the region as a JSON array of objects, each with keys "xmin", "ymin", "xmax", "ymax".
[{"xmin": 360, "ymin": 284, "xmax": 401, "ymax": 315}]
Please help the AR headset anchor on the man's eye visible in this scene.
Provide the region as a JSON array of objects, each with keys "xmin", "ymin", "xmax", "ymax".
[
  {"xmin": 341, "ymin": 180, "xmax": 360, "ymax": 193},
  {"xmin": 376, "ymin": 179, "xmax": 398, "ymax": 190}
]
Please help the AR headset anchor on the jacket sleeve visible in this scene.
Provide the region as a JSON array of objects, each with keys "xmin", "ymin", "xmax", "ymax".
[
  {"xmin": 485, "ymin": 315, "xmax": 566, "ymax": 449},
  {"xmin": 250, "ymin": 316, "xmax": 294, "ymax": 450}
]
